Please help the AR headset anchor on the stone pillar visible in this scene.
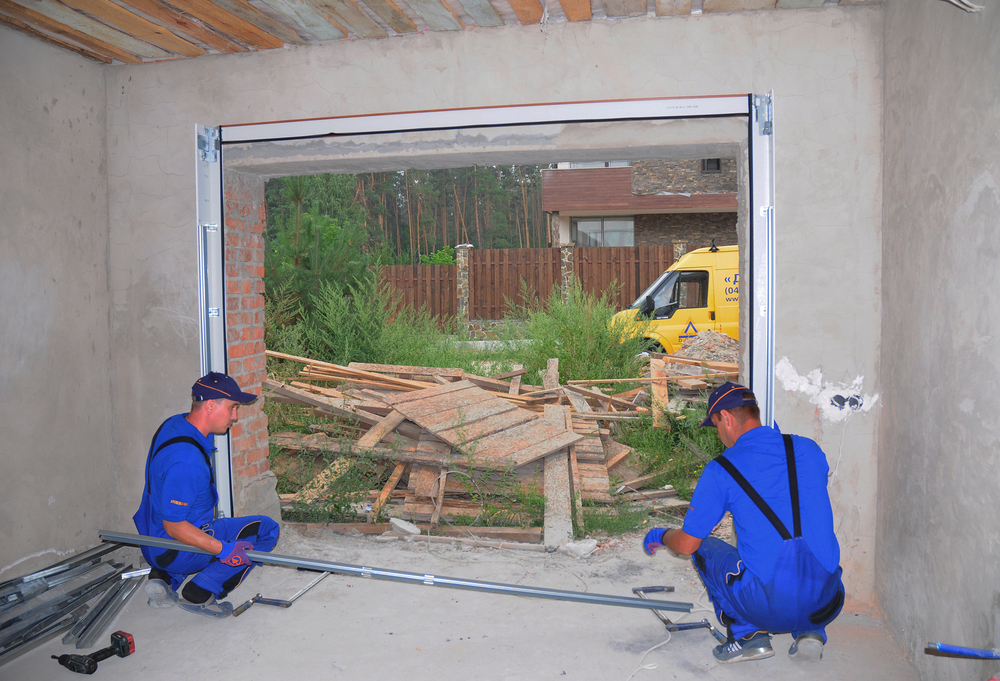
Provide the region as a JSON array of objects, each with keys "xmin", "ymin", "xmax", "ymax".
[
  {"xmin": 456, "ymin": 243, "xmax": 472, "ymax": 327},
  {"xmin": 560, "ymin": 245, "xmax": 575, "ymax": 303},
  {"xmin": 223, "ymin": 170, "xmax": 280, "ymax": 522}
]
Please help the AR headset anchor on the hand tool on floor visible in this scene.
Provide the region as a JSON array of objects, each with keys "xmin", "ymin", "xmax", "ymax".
[
  {"xmin": 633, "ymin": 586, "xmax": 727, "ymax": 642},
  {"xmin": 232, "ymin": 571, "xmax": 330, "ymax": 617},
  {"xmin": 101, "ymin": 531, "xmax": 694, "ymax": 615},
  {"xmin": 51, "ymin": 630, "xmax": 134, "ymax": 675}
]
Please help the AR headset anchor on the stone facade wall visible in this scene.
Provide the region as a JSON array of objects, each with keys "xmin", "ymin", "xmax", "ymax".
[
  {"xmin": 634, "ymin": 212, "xmax": 738, "ymax": 248},
  {"xmin": 632, "ymin": 159, "xmax": 737, "ymax": 195},
  {"xmin": 222, "ymin": 170, "xmax": 279, "ymax": 520}
]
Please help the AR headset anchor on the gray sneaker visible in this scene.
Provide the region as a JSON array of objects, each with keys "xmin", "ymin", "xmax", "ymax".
[
  {"xmin": 789, "ymin": 633, "xmax": 824, "ymax": 662},
  {"xmin": 144, "ymin": 578, "xmax": 178, "ymax": 609},
  {"xmin": 713, "ymin": 631, "xmax": 774, "ymax": 663},
  {"xmin": 178, "ymin": 596, "xmax": 234, "ymax": 619}
]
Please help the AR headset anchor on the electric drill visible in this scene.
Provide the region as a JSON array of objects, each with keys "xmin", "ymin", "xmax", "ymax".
[{"xmin": 52, "ymin": 630, "xmax": 134, "ymax": 675}]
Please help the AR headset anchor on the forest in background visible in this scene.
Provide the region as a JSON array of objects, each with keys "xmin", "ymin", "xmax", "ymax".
[{"xmin": 264, "ymin": 164, "xmax": 549, "ymax": 304}]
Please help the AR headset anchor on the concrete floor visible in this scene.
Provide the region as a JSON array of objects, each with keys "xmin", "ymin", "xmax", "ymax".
[{"xmin": 4, "ymin": 525, "xmax": 919, "ymax": 681}]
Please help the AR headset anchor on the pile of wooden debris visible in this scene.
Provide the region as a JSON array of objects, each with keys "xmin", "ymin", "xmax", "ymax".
[{"xmin": 264, "ymin": 349, "xmax": 738, "ymax": 547}]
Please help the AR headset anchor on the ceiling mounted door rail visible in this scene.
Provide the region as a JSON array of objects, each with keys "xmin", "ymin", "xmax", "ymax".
[{"xmin": 219, "ymin": 96, "xmax": 752, "ymax": 144}]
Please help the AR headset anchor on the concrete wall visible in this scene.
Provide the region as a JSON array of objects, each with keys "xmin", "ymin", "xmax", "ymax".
[
  {"xmin": 103, "ymin": 5, "xmax": 883, "ymax": 602},
  {"xmin": 0, "ymin": 27, "xmax": 113, "ymax": 577},
  {"xmin": 880, "ymin": 2, "xmax": 1000, "ymax": 679}
]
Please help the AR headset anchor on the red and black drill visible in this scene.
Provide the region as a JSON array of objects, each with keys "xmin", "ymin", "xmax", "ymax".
[{"xmin": 52, "ymin": 631, "xmax": 134, "ymax": 675}]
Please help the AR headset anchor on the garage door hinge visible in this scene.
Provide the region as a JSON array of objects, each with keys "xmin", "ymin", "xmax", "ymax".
[
  {"xmin": 198, "ymin": 127, "xmax": 220, "ymax": 162},
  {"xmin": 753, "ymin": 94, "xmax": 773, "ymax": 136}
]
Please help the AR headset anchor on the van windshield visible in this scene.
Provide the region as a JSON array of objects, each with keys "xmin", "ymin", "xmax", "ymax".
[{"xmin": 631, "ymin": 271, "xmax": 679, "ymax": 310}]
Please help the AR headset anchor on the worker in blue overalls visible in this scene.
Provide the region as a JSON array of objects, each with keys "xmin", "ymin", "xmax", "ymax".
[
  {"xmin": 134, "ymin": 372, "xmax": 280, "ymax": 618},
  {"xmin": 643, "ymin": 382, "xmax": 844, "ymax": 663}
]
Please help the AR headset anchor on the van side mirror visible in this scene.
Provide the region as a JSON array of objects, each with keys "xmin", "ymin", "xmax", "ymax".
[{"xmin": 639, "ymin": 295, "xmax": 655, "ymax": 318}]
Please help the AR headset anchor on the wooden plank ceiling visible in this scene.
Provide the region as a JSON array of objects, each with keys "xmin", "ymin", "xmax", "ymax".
[{"xmin": 0, "ymin": 0, "xmax": 864, "ymax": 65}]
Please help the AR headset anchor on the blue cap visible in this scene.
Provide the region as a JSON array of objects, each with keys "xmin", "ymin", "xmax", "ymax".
[
  {"xmin": 700, "ymin": 381, "xmax": 756, "ymax": 427},
  {"xmin": 192, "ymin": 372, "xmax": 258, "ymax": 403}
]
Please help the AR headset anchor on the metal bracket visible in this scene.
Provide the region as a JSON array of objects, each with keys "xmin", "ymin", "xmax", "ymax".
[
  {"xmin": 197, "ymin": 127, "xmax": 220, "ymax": 163},
  {"xmin": 754, "ymin": 94, "xmax": 773, "ymax": 136}
]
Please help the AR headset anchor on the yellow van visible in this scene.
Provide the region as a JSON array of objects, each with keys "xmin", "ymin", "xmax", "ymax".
[{"xmin": 611, "ymin": 244, "xmax": 739, "ymax": 353}]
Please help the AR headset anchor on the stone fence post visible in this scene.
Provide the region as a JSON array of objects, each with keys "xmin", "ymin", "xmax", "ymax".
[
  {"xmin": 560, "ymin": 245, "xmax": 574, "ymax": 303},
  {"xmin": 456, "ymin": 244, "xmax": 472, "ymax": 327}
]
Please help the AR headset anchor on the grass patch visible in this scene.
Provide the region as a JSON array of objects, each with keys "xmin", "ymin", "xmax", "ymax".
[
  {"xmin": 582, "ymin": 499, "xmax": 650, "ymax": 535},
  {"xmin": 615, "ymin": 403, "xmax": 723, "ymax": 500}
]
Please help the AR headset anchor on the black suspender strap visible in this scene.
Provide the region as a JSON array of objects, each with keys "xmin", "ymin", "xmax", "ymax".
[
  {"xmin": 715, "ymin": 455, "xmax": 792, "ymax": 540},
  {"xmin": 783, "ymin": 434, "xmax": 802, "ymax": 538},
  {"xmin": 144, "ymin": 422, "xmax": 213, "ymax": 494}
]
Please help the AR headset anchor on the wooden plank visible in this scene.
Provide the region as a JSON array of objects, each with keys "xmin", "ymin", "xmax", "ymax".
[
  {"xmin": 371, "ymin": 463, "xmax": 408, "ymax": 519},
  {"xmin": 356, "ymin": 410, "xmax": 407, "ymax": 447},
  {"xmin": 310, "ymin": 0, "xmax": 387, "ymax": 37},
  {"xmin": 542, "ymin": 404, "xmax": 573, "ymax": 548},
  {"xmin": 410, "ymin": 464, "xmax": 441, "ymax": 496},
  {"xmin": 676, "ymin": 377, "xmax": 708, "ymax": 390},
  {"xmin": 348, "ymin": 362, "xmax": 464, "ymax": 378},
  {"xmin": 569, "ymin": 440, "xmax": 584, "ymax": 526},
  {"xmin": 107, "ymin": 0, "xmax": 246, "ymax": 52},
  {"xmin": 470, "ymin": 419, "xmax": 578, "ymax": 462},
  {"xmin": 556, "ymin": 0, "xmax": 592, "ymax": 21},
  {"xmin": 0, "ymin": 0, "xmax": 148, "ymax": 62},
  {"xmin": 605, "ymin": 441, "xmax": 634, "ymax": 470},
  {"xmin": 562, "ymin": 387, "xmax": 592, "ymax": 413},
  {"xmin": 405, "ymin": 0, "xmax": 462, "ymax": 30},
  {"xmin": 380, "ymin": 378, "xmax": 477, "ymax": 405},
  {"xmin": 602, "ymin": 0, "xmax": 647, "ymax": 16},
  {"xmin": 293, "ymin": 458, "xmax": 352, "ymax": 503},
  {"xmin": 650, "ymin": 358, "xmax": 669, "ymax": 427},
  {"xmin": 360, "ymin": 0, "xmax": 416, "ymax": 33},
  {"xmin": 543, "ymin": 358, "xmax": 560, "ymax": 390},
  {"xmin": 430, "ymin": 470, "xmax": 449, "ymax": 527},
  {"xmin": 254, "ymin": 0, "xmax": 345, "ymax": 39},
  {"xmin": 463, "ymin": 372, "xmax": 516, "ymax": 392},
  {"xmin": 703, "ymin": 0, "xmax": 775, "ymax": 9},
  {"xmin": 651, "ymin": 353, "xmax": 739, "ymax": 371},
  {"xmin": 271, "ymin": 434, "xmax": 498, "ymax": 469},
  {"xmin": 430, "ymin": 407, "xmax": 533, "ymax": 443},
  {"xmin": 204, "ymin": 0, "xmax": 308, "ymax": 45},
  {"xmin": 0, "ymin": 13, "xmax": 111, "ymax": 61},
  {"xmin": 390, "ymin": 387, "xmax": 495, "ymax": 422},
  {"xmin": 56, "ymin": 0, "xmax": 205, "ymax": 56},
  {"xmin": 506, "ymin": 0, "xmax": 542, "ymax": 24}
]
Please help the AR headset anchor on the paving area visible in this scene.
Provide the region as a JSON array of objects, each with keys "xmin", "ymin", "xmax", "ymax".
[{"xmin": 4, "ymin": 525, "xmax": 919, "ymax": 681}]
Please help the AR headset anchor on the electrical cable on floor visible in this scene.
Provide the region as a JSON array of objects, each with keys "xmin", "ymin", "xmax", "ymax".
[{"xmin": 623, "ymin": 631, "xmax": 672, "ymax": 681}]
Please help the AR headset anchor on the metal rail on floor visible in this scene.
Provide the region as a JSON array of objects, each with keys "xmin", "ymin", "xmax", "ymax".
[{"xmin": 99, "ymin": 530, "xmax": 693, "ymax": 614}]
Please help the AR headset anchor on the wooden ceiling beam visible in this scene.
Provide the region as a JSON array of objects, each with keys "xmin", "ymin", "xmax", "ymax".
[
  {"xmin": 255, "ymin": 0, "xmax": 344, "ymax": 40},
  {"xmin": 0, "ymin": 13, "xmax": 111, "ymax": 61},
  {"xmin": 0, "ymin": 0, "xmax": 143, "ymax": 62},
  {"xmin": 208, "ymin": 0, "xmax": 309, "ymax": 46},
  {"xmin": 111, "ymin": 0, "xmax": 246, "ymax": 53},
  {"xmin": 406, "ymin": 0, "xmax": 462, "ymax": 30},
  {"xmin": 556, "ymin": 0, "xmax": 591, "ymax": 22},
  {"xmin": 309, "ymin": 0, "xmax": 388, "ymax": 39},
  {"xmin": 58, "ymin": 0, "xmax": 205, "ymax": 57},
  {"xmin": 603, "ymin": 0, "xmax": 646, "ymax": 16},
  {"xmin": 655, "ymin": 0, "xmax": 691, "ymax": 15},
  {"xmin": 163, "ymin": 0, "xmax": 285, "ymax": 49},
  {"xmin": 360, "ymin": 0, "xmax": 417, "ymax": 34},
  {"xmin": 506, "ymin": 0, "xmax": 542, "ymax": 24}
]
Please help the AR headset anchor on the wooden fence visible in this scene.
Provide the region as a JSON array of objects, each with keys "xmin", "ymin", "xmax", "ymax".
[
  {"xmin": 379, "ymin": 245, "xmax": 703, "ymax": 322},
  {"xmin": 378, "ymin": 264, "xmax": 457, "ymax": 324}
]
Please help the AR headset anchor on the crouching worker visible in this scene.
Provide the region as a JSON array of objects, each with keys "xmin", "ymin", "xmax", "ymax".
[
  {"xmin": 643, "ymin": 382, "xmax": 844, "ymax": 664},
  {"xmin": 133, "ymin": 372, "xmax": 280, "ymax": 618}
]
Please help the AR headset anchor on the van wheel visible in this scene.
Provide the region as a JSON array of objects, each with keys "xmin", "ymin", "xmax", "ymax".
[{"xmin": 644, "ymin": 340, "xmax": 665, "ymax": 355}]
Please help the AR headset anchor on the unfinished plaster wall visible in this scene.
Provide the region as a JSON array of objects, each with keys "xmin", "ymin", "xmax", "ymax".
[
  {"xmin": 103, "ymin": 7, "xmax": 882, "ymax": 600},
  {"xmin": 0, "ymin": 27, "xmax": 114, "ymax": 576},
  {"xmin": 880, "ymin": 2, "xmax": 1000, "ymax": 679}
]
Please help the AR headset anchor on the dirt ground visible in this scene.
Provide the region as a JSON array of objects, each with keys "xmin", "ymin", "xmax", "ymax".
[{"xmin": 3, "ymin": 524, "xmax": 919, "ymax": 681}]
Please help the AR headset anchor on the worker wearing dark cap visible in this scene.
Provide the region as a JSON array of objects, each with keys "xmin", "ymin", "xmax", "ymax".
[
  {"xmin": 642, "ymin": 382, "xmax": 844, "ymax": 664},
  {"xmin": 133, "ymin": 372, "xmax": 280, "ymax": 618}
]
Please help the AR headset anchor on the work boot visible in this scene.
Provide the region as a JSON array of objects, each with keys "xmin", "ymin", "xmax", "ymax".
[
  {"xmin": 712, "ymin": 631, "xmax": 774, "ymax": 664},
  {"xmin": 788, "ymin": 633, "xmax": 825, "ymax": 662},
  {"xmin": 178, "ymin": 580, "xmax": 233, "ymax": 619},
  {"xmin": 144, "ymin": 568, "xmax": 178, "ymax": 609}
]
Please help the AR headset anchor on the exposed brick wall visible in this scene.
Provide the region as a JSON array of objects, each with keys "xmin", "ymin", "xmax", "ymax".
[
  {"xmin": 632, "ymin": 159, "xmax": 737, "ymax": 195},
  {"xmin": 222, "ymin": 170, "xmax": 272, "ymax": 516},
  {"xmin": 634, "ymin": 212, "xmax": 738, "ymax": 248}
]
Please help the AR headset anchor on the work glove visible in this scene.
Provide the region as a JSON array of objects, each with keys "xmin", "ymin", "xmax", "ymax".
[
  {"xmin": 217, "ymin": 540, "xmax": 254, "ymax": 567},
  {"xmin": 643, "ymin": 528, "xmax": 667, "ymax": 556}
]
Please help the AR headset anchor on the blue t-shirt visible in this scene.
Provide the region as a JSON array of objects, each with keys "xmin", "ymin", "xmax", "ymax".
[
  {"xmin": 134, "ymin": 414, "xmax": 217, "ymax": 538},
  {"xmin": 682, "ymin": 426, "xmax": 840, "ymax": 583}
]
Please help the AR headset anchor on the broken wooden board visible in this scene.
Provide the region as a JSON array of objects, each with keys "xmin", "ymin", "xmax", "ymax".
[
  {"xmin": 347, "ymin": 362, "xmax": 464, "ymax": 380},
  {"xmin": 604, "ymin": 441, "xmax": 634, "ymax": 470},
  {"xmin": 542, "ymin": 404, "xmax": 573, "ymax": 548},
  {"xmin": 382, "ymin": 381, "xmax": 582, "ymax": 468},
  {"xmin": 577, "ymin": 462, "xmax": 612, "ymax": 503}
]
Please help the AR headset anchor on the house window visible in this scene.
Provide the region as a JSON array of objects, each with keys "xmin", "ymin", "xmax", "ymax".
[
  {"xmin": 570, "ymin": 217, "xmax": 634, "ymax": 246},
  {"xmin": 701, "ymin": 158, "xmax": 722, "ymax": 173}
]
